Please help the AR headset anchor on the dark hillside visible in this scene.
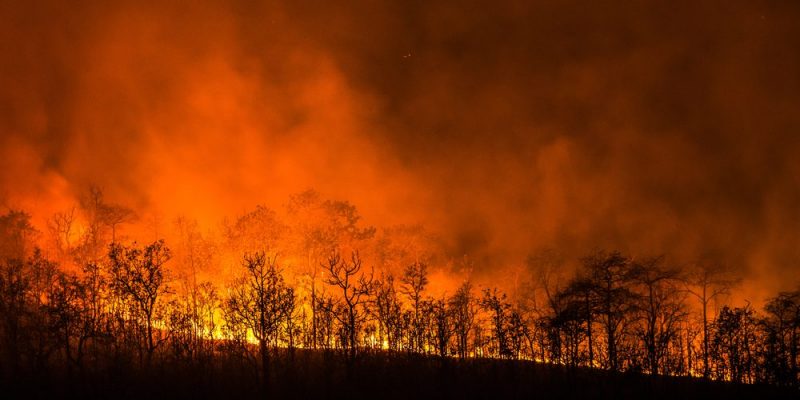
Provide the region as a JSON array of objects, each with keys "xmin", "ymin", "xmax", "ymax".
[{"xmin": 3, "ymin": 350, "xmax": 795, "ymax": 400}]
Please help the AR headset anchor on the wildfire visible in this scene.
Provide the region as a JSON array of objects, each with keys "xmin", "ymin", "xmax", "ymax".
[{"xmin": 2, "ymin": 1, "xmax": 800, "ymax": 395}]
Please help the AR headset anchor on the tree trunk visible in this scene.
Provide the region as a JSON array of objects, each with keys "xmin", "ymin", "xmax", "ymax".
[
  {"xmin": 259, "ymin": 339, "xmax": 270, "ymax": 392},
  {"xmin": 702, "ymin": 294, "xmax": 709, "ymax": 379},
  {"xmin": 585, "ymin": 294, "xmax": 594, "ymax": 367},
  {"xmin": 311, "ymin": 283, "xmax": 317, "ymax": 350},
  {"xmin": 146, "ymin": 312, "xmax": 154, "ymax": 366}
]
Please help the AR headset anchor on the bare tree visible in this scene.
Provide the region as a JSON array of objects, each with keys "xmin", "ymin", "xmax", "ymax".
[
  {"xmin": 104, "ymin": 205, "xmax": 135, "ymax": 243},
  {"xmin": 372, "ymin": 273, "xmax": 403, "ymax": 351},
  {"xmin": 481, "ymin": 288, "xmax": 512, "ymax": 358},
  {"xmin": 173, "ymin": 217, "xmax": 216, "ymax": 360},
  {"xmin": 108, "ymin": 240, "xmax": 171, "ymax": 364},
  {"xmin": 77, "ymin": 187, "xmax": 134, "ymax": 263},
  {"xmin": 526, "ymin": 249, "xmax": 569, "ymax": 363},
  {"xmin": 25, "ymin": 249, "xmax": 66, "ymax": 371},
  {"xmin": 401, "ymin": 261, "xmax": 428, "ymax": 352},
  {"xmin": 323, "ymin": 251, "xmax": 373, "ymax": 360},
  {"xmin": 195, "ymin": 282, "xmax": 220, "ymax": 343},
  {"xmin": 0, "ymin": 211, "xmax": 41, "ymax": 369},
  {"xmin": 710, "ymin": 304, "xmax": 757, "ymax": 383},
  {"xmin": 580, "ymin": 250, "xmax": 637, "ymax": 371},
  {"xmin": 556, "ymin": 278, "xmax": 595, "ymax": 366},
  {"xmin": 47, "ymin": 207, "xmax": 76, "ymax": 259},
  {"xmin": 686, "ymin": 260, "xmax": 738, "ymax": 378},
  {"xmin": 507, "ymin": 307, "xmax": 530, "ymax": 360},
  {"xmin": 224, "ymin": 252, "xmax": 294, "ymax": 389},
  {"xmin": 761, "ymin": 289, "xmax": 800, "ymax": 386},
  {"xmin": 426, "ymin": 297, "xmax": 453, "ymax": 357},
  {"xmin": 286, "ymin": 190, "xmax": 375, "ymax": 350},
  {"xmin": 46, "ymin": 269, "xmax": 83, "ymax": 374},
  {"xmin": 0, "ymin": 210, "xmax": 39, "ymax": 261},
  {"xmin": 630, "ymin": 256, "xmax": 688, "ymax": 375},
  {"xmin": 0, "ymin": 258, "xmax": 28, "ymax": 372},
  {"xmin": 450, "ymin": 281, "xmax": 477, "ymax": 358}
]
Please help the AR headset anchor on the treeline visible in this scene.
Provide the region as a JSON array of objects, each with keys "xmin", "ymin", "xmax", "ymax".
[{"xmin": 0, "ymin": 188, "xmax": 798, "ymax": 391}]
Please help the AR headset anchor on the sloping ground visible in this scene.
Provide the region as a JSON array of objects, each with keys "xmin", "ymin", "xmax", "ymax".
[{"xmin": 3, "ymin": 350, "xmax": 796, "ymax": 399}]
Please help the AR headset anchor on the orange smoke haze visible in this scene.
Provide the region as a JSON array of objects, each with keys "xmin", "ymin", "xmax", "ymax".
[{"xmin": 2, "ymin": 1, "xmax": 800, "ymax": 303}]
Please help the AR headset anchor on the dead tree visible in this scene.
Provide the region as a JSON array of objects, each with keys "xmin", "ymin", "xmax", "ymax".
[
  {"xmin": 323, "ymin": 251, "xmax": 373, "ymax": 360},
  {"xmin": 630, "ymin": 256, "xmax": 687, "ymax": 375},
  {"xmin": 401, "ymin": 261, "xmax": 428, "ymax": 352},
  {"xmin": 427, "ymin": 297, "xmax": 454, "ymax": 357},
  {"xmin": 450, "ymin": 281, "xmax": 477, "ymax": 358},
  {"xmin": 761, "ymin": 290, "xmax": 800, "ymax": 386},
  {"xmin": 224, "ymin": 252, "xmax": 294, "ymax": 390},
  {"xmin": 581, "ymin": 250, "xmax": 637, "ymax": 372},
  {"xmin": 686, "ymin": 260, "xmax": 738, "ymax": 378},
  {"xmin": 372, "ymin": 273, "xmax": 403, "ymax": 351},
  {"xmin": 108, "ymin": 240, "xmax": 171, "ymax": 365},
  {"xmin": 481, "ymin": 288, "xmax": 512, "ymax": 358}
]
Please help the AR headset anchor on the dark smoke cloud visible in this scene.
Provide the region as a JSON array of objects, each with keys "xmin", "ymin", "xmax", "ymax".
[{"xmin": 2, "ymin": 1, "xmax": 799, "ymax": 300}]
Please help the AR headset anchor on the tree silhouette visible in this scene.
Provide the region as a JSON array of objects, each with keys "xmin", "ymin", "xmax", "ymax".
[
  {"xmin": 555, "ymin": 278, "xmax": 594, "ymax": 366},
  {"xmin": 1, "ymin": 199, "xmax": 800, "ymax": 397},
  {"xmin": 286, "ymin": 190, "xmax": 375, "ymax": 350},
  {"xmin": 47, "ymin": 207, "xmax": 76, "ymax": 261},
  {"xmin": 108, "ymin": 240, "xmax": 171, "ymax": 365},
  {"xmin": 402, "ymin": 261, "xmax": 428, "ymax": 352},
  {"xmin": 761, "ymin": 290, "xmax": 800, "ymax": 386},
  {"xmin": 0, "ymin": 210, "xmax": 38, "ymax": 260},
  {"xmin": 580, "ymin": 251, "xmax": 636, "ymax": 371},
  {"xmin": 78, "ymin": 187, "xmax": 134, "ymax": 261},
  {"xmin": 686, "ymin": 260, "xmax": 738, "ymax": 378},
  {"xmin": 481, "ymin": 288, "xmax": 512, "ymax": 358},
  {"xmin": 224, "ymin": 252, "xmax": 294, "ymax": 389},
  {"xmin": 372, "ymin": 273, "xmax": 403, "ymax": 351},
  {"xmin": 630, "ymin": 256, "xmax": 687, "ymax": 375},
  {"xmin": 450, "ymin": 281, "xmax": 477, "ymax": 358},
  {"xmin": 711, "ymin": 304, "xmax": 757, "ymax": 383},
  {"xmin": 0, "ymin": 257, "xmax": 28, "ymax": 374},
  {"xmin": 427, "ymin": 297, "xmax": 453, "ymax": 357},
  {"xmin": 323, "ymin": 251, "xmax": 373, "ymax": 360}
]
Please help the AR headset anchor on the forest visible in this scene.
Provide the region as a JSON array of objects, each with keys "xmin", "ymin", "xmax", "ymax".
[
  {"xmin": 0, "ymin": 187, "xmax": 798, "ymax": 399},
  {"xmin": 4, "ymin": 0, "xmax": 800, "ymax": 398}
]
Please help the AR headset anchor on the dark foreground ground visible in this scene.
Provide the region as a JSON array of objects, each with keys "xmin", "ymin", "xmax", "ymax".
[{"xmin": 3, "ymin": 350, "xmax": 796, "ymax": 400}]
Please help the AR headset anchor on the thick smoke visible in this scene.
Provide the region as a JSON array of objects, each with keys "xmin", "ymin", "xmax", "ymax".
[{"xmin": 1, "ymin": 1, "xmax": 799, "ymax": 302}]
